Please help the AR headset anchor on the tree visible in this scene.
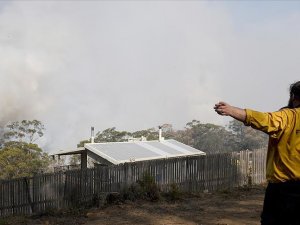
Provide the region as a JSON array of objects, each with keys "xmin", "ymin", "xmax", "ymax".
[
  {"xmin": 131, "ymin": 128, "xmax": 158, "ymax": 141},
  {"xmin": 94, "ymin": 127, "xmax": 130, "ymax": 143},
  {"xmin": 3, "ymin": 120, "xmax": 45, "ymax": 144},
  {"xmin": 77, "ymin": 125, "xmax": 172, "ymax": 149},
  {"xmin": 0, "ymin": 142, "xmax": 50, "ymax": 179},
  {"xmin": 228, "ymin": 120, "xmax": 268, "ymax": 150},
  {"xmin": 69, "ymin": 154, "xmax": 81, "ymax": 166},
  {"xmin": 77, "ymin": 139, "xmax": 90, "ymax": 148},
  {"xmin": 0, "ymin": 120, "xmax": 50, "ymax": 179},
  {"xmin": 0, "ymin": 126, "xmax": 4, "ymax": 148},
  {"xmin": 176, "ymin": 120, "xmax": 240, "ymax": 153},
  {"xmin": 159, "ymin": 123, "xmax": 177, "ymax": 140}
]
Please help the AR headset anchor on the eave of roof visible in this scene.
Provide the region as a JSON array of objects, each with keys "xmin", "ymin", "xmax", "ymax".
[{"xmin": 50, "ymin": 147, "xmax": 85, "ymax": 156}]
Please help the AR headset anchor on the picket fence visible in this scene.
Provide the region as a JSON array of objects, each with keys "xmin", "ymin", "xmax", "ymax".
[{"xmin": 0, "ymin": 148, "xmax": 267, "ymax": 217}]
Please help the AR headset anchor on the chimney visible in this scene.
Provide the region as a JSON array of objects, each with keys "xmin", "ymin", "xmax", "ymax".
[
  {"xmin": 91, "ymin": 126, "xmax": 95, "ymax": 143},
  {"xmin": 158, "ymin": 126, "xmax": 164, "ymax": 142}
]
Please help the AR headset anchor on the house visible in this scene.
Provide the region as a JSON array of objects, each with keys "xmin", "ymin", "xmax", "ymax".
[{"xmin": 52, "ymin": 128, "xmax": 206, "ymax": 169}]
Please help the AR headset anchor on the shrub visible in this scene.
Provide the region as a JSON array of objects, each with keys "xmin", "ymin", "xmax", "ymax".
[
  {"xmin": 137, "ymin": 171, "xmax": 161, "ymax": 201},
  {"xmin": 121, "ymin": 183, "xmax": 143, "ymax": 201},
  {"xmin": 121, "ymin": 171, "xmax": 161, "ymax": 202},
  {"xmin": 164, "ymin": 183, "xmax": 182, "ymax": 201}
]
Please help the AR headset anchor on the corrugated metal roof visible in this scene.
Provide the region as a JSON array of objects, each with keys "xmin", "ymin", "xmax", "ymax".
[{"xmin": 84, "ymin": 139, "xmax": 205, "ymax": 164}]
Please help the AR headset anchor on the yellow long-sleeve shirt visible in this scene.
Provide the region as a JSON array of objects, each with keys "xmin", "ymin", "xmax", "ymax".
[{"xmin": 245, "ymin": 108, "xmax": 300, "ymax": 182}]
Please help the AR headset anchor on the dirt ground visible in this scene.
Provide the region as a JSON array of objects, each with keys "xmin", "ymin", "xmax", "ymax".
[{"xmin": 3, "ymin": 186, "xmax": 265, "ymax": 225}]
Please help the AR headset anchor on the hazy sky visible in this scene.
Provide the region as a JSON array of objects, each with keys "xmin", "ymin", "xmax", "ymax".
[{"xmin": 0, "ymin": 1, "xmax": 300, "ymax": 152}]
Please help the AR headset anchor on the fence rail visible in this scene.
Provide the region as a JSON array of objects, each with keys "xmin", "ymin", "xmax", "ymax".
[{"xmin": 0, "ymin": 149, "xmax": 266, "ymax": 217}]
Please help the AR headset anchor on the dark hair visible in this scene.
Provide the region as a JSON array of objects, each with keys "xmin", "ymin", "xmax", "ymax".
[
  {"xmin": 281, "ymin": 81, "xmax": 300, "ymax": 109},
  {"xmin": 290, "ymin": 81, "xmax": 300, "ymax": 99}
]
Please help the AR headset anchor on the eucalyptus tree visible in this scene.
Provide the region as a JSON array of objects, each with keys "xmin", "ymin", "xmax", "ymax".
[
  {"xmin": 228, "ymin": 120, "xmax": 268, "ymax": 150},
  {"xmin": 177, "ymin": 120, "xmax": 240, "ymax": 153},
  {"xmin": 0, "ymin": 120, "xmax": 50, "ymax": 179}
]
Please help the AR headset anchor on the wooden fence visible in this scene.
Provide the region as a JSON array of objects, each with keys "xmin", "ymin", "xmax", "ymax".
[
  {"xmin": 238, "ymin": 149, "xmax": 267, "ymax": 186},
  {"xmin": 0, "ymin": 149, "xmax": 267, "ymax": 217}
]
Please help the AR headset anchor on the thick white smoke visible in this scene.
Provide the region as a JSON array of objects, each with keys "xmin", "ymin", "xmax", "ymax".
[{"xmin": 0, "ymin": 1, "xmax": 299, "ymax": 151}]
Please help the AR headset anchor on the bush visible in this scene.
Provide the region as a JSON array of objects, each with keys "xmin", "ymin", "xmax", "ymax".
[
  {"xmin": 121, "ymin": 171, "xmax": 161, "ymax": 202},
  {"xmin": 137, "ymin": 172, "xmax": 161, "ymax": 201},
  {"xmin": 164, "ymin": 183, "xmax": 182, "ymax": 201},
  {"xmin": 106, "ymin": 192, "xmax": 122, "ymax": 204},
  {"xmin": 121, "ymin": 183, "xmax": 143, "ymax": 201}
]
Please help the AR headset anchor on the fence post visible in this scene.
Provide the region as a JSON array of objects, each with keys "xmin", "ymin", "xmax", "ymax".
[
  {"xmin": 124, "ymin": 163, "xmax": 131, "ymax": 187},
  {"xmin": 186, "ymin": 157, "xmax": 190, "ymax": 192},
  {"xmin": 23, "ymin": 177, "xmax": 34, "ymax": 214},
  {"xmin": 204, "ymin": 155, "xmax": 208, "ymax": 192}
]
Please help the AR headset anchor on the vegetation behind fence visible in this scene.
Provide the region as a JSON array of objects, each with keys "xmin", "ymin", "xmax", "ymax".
[{"xmin": 0, "ymin": 148, "xmax": 267, "ymax": 217}]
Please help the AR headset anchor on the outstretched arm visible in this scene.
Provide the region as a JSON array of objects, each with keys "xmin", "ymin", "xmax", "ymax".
[{"xmin": 214, "ymin": 101, "xmax": 246, "ymax": 122}]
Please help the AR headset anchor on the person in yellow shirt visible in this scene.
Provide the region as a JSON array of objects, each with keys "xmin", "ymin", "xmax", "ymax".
[{"xmin": 214, "ymin": 81, "xmax": 300, "ymax": 225}]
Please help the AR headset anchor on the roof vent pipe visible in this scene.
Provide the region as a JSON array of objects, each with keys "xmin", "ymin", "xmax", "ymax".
[
  {"xmin": 158, "ymin": 126, "xmax": 164, "ymax": 142},
  {"xmin": 91, "ymin": 127, "xmax": 95, "ymax": 143}
]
